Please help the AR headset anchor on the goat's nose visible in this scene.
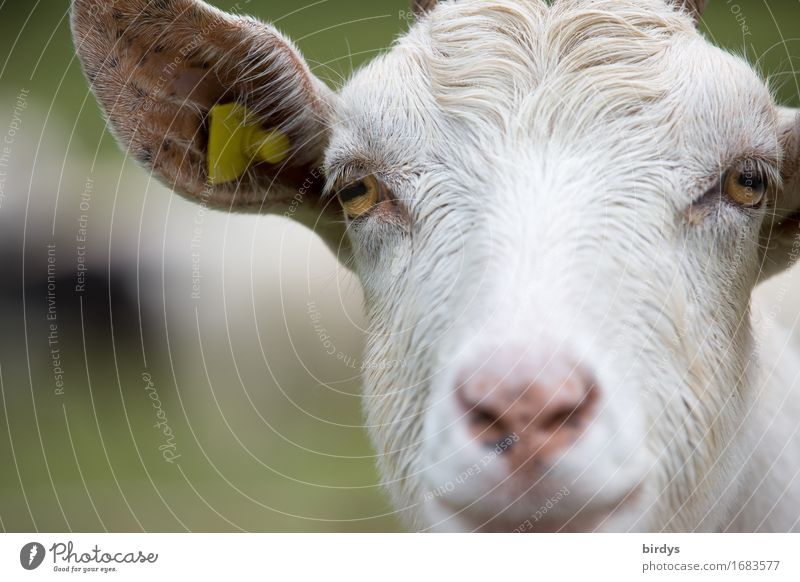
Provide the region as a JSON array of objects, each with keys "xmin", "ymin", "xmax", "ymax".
[{"xmin": 456, "ymin": 350, "xmax": 598, "ymax": 462}]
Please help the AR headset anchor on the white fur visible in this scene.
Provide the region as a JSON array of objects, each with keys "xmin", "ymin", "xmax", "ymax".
[
  {"xmin": 75, "ymin": 0, "xmax": 800, "ymax": 532},
  {"xmin": 321, "ymin": 0, "xmax": 800, "ymax": 531}
]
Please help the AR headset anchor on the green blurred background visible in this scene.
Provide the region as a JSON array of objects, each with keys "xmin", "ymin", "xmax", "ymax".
[{"xmin": 0, "ymin": 0, "xmax": 798, "ymax": 532}]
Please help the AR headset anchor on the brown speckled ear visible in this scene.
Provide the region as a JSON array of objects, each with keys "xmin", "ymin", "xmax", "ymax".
[{"xmin": 71, "ymin": 0, "xmax": 337, "ymax": 219}]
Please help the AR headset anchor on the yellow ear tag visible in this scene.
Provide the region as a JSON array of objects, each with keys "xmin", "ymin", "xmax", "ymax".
[{"xmin": 207, "ymin": 102, "xmax": 291, "ymax": 185}]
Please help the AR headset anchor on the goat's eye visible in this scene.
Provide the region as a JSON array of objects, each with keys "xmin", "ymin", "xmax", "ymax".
[
  {"xmin": 724, "ymin": 161, "xmax": 768, "ymax": 208},
  {"xmin": 337, "ymin": 175, "xmax": 380, "ymax": 218}
]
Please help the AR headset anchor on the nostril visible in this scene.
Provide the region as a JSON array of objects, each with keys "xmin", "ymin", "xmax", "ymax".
[
  {"xmin": 542, "ymin": 407, "xmax": 575, "ymax": 432},
  {"xmin": 538, "ymin": 385, "xmax": 596, "ymax": 433},
  {"xmin": 470, "ymin": 406, "xmax": 499, "ymax": 429},
  {"xmin": 455, "ymin": 354, "xmax": 599, "ymax": 459},
  {"xmin": 458, "ymin": 389, "xmax": 515, "ymax": 445}
]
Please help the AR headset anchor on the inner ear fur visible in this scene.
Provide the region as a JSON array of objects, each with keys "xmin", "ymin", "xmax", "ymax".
[{"xmin": 71, "ymin": 0, "xmax": 336, "ymax": 212}]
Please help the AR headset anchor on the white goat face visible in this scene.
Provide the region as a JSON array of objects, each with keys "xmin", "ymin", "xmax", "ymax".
[{"xmin": 73, "ymin": 0, "xmax": 800, "ymax": 531}]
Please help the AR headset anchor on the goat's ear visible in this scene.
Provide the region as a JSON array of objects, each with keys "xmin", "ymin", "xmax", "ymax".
[
  {"xmin": 669, "ymin": 0, "xmax": 708, "ymax": 22},
  {"xmin": 412, "ymin": 0, "xmax": 439, "ymax": 17},
  {"xmin": 759, "ymin": 108, "xmax": 800, "ymax": 280},
  {"xmin": 71, "ymin": 0, "xmax": 346, "ymax": 249}
]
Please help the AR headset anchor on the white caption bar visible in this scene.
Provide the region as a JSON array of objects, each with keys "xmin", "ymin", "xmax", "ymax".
[{"xmin": 1, "ymin": 534, "xmax": 798, "ymax": 580}]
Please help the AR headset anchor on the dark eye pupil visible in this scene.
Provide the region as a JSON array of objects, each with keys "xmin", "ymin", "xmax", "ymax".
[
  {"xmin": 339, "ymin": 181, "xmax": 368, "ymax": 202},
  {"xmin": 737, "ymin": 168, "xmax": 765, "ymax": 192}
]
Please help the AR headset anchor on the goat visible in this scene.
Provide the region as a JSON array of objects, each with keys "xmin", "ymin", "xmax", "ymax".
[{"xmin": 72, "ymin": 0, "xmax": 800, "ymax": 532}]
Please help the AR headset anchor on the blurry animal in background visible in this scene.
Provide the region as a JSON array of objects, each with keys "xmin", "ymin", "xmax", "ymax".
[
  {"xmin": 0, "ymin": 154, "xmax": 150, "ymax": 394},
  {"xmin": 72, "ymin": 0, "xmax": 800, "ymax": 532}
]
